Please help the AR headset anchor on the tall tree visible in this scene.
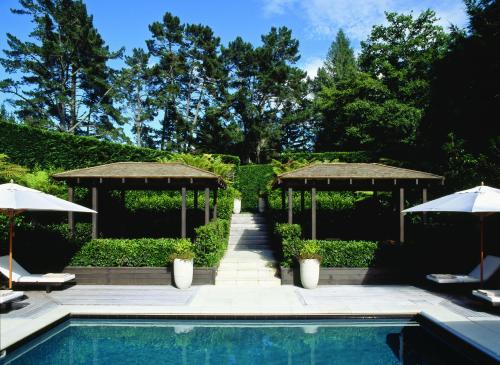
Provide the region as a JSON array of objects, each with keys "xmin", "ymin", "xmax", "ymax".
[
  {"xmin": 420, "ymin": 0, "xmax": 500, "ymax": 188},
  {"xmin": 146, "ymin": 12, "xmax": 185, "ymax": 151},
  {"xmin": 115, "ymin": 48, "xmax": 156, "ymax": 147},
  {"xmin": 223, "ymin": 27, "xmax": 308, "ymax": 162},
  {"xmin": 0, "ymin": 0, "xmax": 124, "ymax": 139},
  {"xmin": 324, "ymin": 29, "xmax": 357, "ymax": 82}
]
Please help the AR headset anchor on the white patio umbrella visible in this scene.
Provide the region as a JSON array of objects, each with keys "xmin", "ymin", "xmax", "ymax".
[
  {"xmin": 403, "ymin": 184, "xmax": 500, "ymax": 286},
  {"xmin": 0, "ymin": 182, "xmax": 96, "ymax": 288}
]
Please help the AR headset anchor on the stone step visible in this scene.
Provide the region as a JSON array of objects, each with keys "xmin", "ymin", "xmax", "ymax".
[
  {"xmin": 216, "ymin": 271, "xmax": 279, "ymax": 281},
  {"xmin": 218, "ymin": 261, "xmax": 276, "ymax": 270},
  {"xmin": 228, "ymin": 245, "xmax": 272, "ymax": 251}
]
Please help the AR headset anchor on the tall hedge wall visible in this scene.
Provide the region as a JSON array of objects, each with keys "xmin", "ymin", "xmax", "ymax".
[
  {"xmin": 234, "ymin": 164, "xmax": 274, "ymax": 211},
  {"xmin": 0, "ymin": 122, "xmax": 239, "ymax": 169},
  {"xmin": 279, "ymin": 151, "xmax": 376, "ymax": 162}
]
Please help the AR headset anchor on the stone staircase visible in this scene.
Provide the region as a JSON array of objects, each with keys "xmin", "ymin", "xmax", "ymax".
[{"xmin": 216, "ymin": 213, "xmax": 281, "ymax": 286}]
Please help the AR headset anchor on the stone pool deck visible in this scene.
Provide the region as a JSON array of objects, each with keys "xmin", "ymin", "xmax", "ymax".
[{"xmin": 1, "ymin": 285, "xmax": 499, "ymax": 362}]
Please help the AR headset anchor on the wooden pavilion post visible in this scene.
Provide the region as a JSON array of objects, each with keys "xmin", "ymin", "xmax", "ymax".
[
  {"xmin": 181, "ymin": 187, "xmax": 187, "ymax": 238},
  {"xmin": 288, "ymin": 187, "xmax": 293, "ymax": 224},
  {"xmin": 399, "ymin": 187, "xmax": 405, "ymax": 243},
  {"xmin": 67, "ymin": 187, "xmax": 75, "ymax": 236},
  {"xmin": 91, "ymin": 186, "xmax": 98, "ymax": 239},
  {"xmin": 213, "ymin": 189, "xmax": 218, "ymax": 220},
  {"xmin": 204, "ymin": 188, "xmax": 210, "ymax": 224},
  {"xmin": 311, "ymin": 187, "xmax": 317, "ymax": 240},
  {"xmin": 422, "ymin": 188, "xmax": 428, "ymax": 224}
]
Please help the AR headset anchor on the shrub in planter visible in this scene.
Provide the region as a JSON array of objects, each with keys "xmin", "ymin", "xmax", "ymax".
[
  {"xmin": 298, "ymin": 241, "xmax": 322, "ymax": 289},
  {"xmin": 70, "ymin": 238, "xmax": 184, "ymax": 267},
  {"xmin": 274, "ymin": 223, "xmax": 301, "ymax": 267},
  {"xmin": 194, "ymin": 219, "xmax": 229, "ymax": 267},
  {"xmin": 169, "ymin": 240, "xmax": 195, "ymax": 289}
]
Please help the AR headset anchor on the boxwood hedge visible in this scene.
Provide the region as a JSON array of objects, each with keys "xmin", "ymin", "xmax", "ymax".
[
  {"xmin": 194, "ymin": 219, "xmax": 230, "ymax": 267},
  {"xmin": 235, "ymin": 164, "xmax": 274, "ymax": 211}
]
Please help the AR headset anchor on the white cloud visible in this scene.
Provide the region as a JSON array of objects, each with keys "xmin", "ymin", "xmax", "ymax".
[
  {"xmin": 262, "ymin": 0, "xmax": 468, "ymax": 44},
  {"xmin": 301, "ymin": 57, "xmax": 324, "ymax": 78}
]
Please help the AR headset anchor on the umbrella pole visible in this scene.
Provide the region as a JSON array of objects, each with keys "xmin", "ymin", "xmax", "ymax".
[
  {"xmin": 8, "ymin": 211, "xmax": 14, "ymax": 289},
  {"xmin": 480, "ymin": 215, "xmax": 484, "ymax": 288}
]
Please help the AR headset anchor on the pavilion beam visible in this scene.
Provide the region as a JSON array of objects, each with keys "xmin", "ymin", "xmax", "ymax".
[
  {"xmin": 67, "ymin": 187, "xmax": 75, "ymax": 236},
  {"xmin": 204, "ymin": 188, "xmax": 210, "ymax": 224},
  {"xmin": 422, "ymin": 188, "xmax": 428, "ymax": 224},
  {"xmin": 91, "ymin": 186, "xmax": 98, "ymax": 239},
  {"xmin": 288, "ymin": 187, "xmax": 293, "ymax": 224},
  {"xmin": 181, "ymin": 187, "xmax": 187, "ymax": 238},
  {"xmin": 400, "ymin": 187, "xmax": 405, "ymax": 243},
  {"xmin": 311, "ymin": 187, "xmax": 317, "ymax": 240},
  {"xmin": 213, "ymin": 189, "xmax": 218, "ymax": 220},
  {"xmin": 281, "ymin": 188, "xmax": 286, "ymax": 210}
]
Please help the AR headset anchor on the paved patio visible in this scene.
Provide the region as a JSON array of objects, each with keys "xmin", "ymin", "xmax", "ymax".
[{"xmin": 1, "ymin": 285, "xmax": 499, "ymax": 362}]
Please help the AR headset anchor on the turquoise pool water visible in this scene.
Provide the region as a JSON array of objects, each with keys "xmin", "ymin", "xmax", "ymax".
[{"xmin": 1, "ymin": 319, "xmax": 475, "ymax": 364}]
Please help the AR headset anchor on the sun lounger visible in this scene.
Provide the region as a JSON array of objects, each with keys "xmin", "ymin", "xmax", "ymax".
[
  {"xmin": 0, "ymin": 256, "xmax": 75, "ymax": 292},
  {"xmin": 426, "ymin": 255, "xmax": 500, "ymax": 284},
  {"xmin": 472, "ymin": 290, "xmax": 500, "ymax": 307},
  {"xmin": 0, "ymin": 289, "xmax": 24, "ymax": 305}
]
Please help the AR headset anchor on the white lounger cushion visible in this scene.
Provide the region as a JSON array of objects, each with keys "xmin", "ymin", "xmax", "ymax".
[
  {"xmin": 472, "ymin": 290, "xmax": 500, "ymax": 306},
  {"xmin": 427, "ymin": 255, "xmax": 500, "ymax": 284},
  {"xmin": 0, "ymin": 256, "xmax": 75, "ymax": 283},
  {"xmin": 0, "ymin": 289, "xmax": 24, "ymax": 304}
]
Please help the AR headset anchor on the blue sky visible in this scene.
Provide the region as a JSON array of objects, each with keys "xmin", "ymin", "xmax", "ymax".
[{"xmin": 0, "ymin": 0, "xmax": 468, "ymax": 96}]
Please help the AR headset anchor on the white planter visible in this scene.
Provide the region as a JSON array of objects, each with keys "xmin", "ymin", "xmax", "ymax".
[
  {"xmin": 173, "ymin": 258, "xmax": 193, "ymax": 289},
  {"xmin": 258, "ymin": 197, "xmax": 266, "ymax": 213},
  {"xmin": 233, "ymin": 198, "xmax": 242, "ymax": 214},
  {"xmin": 300, "ymin": 259, "xmax": 320, "ymax": 289}
]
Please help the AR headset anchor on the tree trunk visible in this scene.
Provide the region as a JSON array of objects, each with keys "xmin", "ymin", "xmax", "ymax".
[{"xmin": 70, "ymin": 65, "xmax": 77, "ymax": 133}]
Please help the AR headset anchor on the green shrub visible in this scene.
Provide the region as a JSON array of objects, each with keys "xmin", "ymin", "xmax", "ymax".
[
  {"xmin": 235, "ymin": 164, "xmax": 274, "ymax": 211},
  {"xmin": 159, "ymin": 153, "xmax": 236, "ymax": 182},
  {"xmin": 274, "ymin": 223, "xmax": 302, "ymax": 267},
  {"xmin": 70, "ymin": 238, "xmax": 187, "ymax": 267},
  {"xmin": 169, "ymin": 240, "xmax": 195, "ymax": 262},
  {"xmin": 194, "ymin": 219, "xmax": 230, "ymax": 267},
  {"xmin": 298, "ymin": 241, "xmax": 322, "ymax": 261}
]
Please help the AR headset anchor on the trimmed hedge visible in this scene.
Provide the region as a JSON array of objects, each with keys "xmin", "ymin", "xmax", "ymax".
[
  {"xmin": 279, "ymin": 151, "xmax": 376, "ymax": 163},
  {"xmin": 70, "ymin": 238, "xmax": 187, "ymax": 267},
  {"xmin": 279, "ymin": 231, "xmax": 379, "ymax": 268},
  {"xmin": 235, "ymin": 164, "xmax": 274, "ymax": 211},
  {"xmin": 194, "ymin": 219, "xmax": 230, "ymax": 267},
  {"xmin": 0, "ymin": 122, "xmax": 239, "ymax": 169}
]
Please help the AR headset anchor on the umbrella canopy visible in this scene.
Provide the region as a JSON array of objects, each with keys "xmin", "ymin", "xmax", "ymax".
[
  {"xmin": 0, "ymin": 183, "xmax": 95, "ymax": 214},
  {"xmin": 403, "ymin": 184, "xmax": 500, "ymax": 286},
  {"xmin": 403, "ymin": 185, "xmax": 500, "ymax": 214},
  {"xmin": 0, "ymin": 182, "xmax": 96, "ymax": 288}
]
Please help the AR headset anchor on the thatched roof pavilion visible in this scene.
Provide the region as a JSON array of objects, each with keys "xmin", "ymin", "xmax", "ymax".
[{"xmin": 54, "ymin": 162, "xmax": 226, "ymax": 239}]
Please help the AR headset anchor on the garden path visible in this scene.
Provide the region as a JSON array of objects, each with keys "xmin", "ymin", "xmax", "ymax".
[{"xmin": 215, "ymin": 213, "xmax": 280, "ymax": 286}]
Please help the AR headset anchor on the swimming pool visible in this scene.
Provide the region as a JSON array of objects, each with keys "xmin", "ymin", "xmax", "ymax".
[{"xmin": 0, "ymin": 318, "xmax": 478, "ymax": 364}]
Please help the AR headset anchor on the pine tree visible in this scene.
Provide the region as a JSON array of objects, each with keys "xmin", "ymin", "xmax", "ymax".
[
  {"xmin": 0, "ymin": 0, "xmax": 123, "ymax": 139},
  {"xmin": 324, "ymin": 29, "xmax": 357, "ymax": 82}
]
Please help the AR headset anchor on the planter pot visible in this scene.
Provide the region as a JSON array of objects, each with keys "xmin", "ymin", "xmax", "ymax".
[
  {"xmin": 258, "ymin": 197, "xmax": 266, "ymax": 213},
  {"xmin": 173, "ymin": 259, "xmax": 193, "ymax": 289},
  {"xmin": 233, "ymin": 198, "xmax": 242, "ymax": 214},
  {"xmin": 300, "ymin": 259, "xmax": 320, "ymax": 289}
]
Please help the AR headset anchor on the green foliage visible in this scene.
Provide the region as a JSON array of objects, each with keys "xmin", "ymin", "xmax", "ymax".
[
  {"xmin": 169, "ymin": 240, "xmax": 195, "ymax": 261},
  {"xmin": 23, "ymin": 169, "xmax": 68, "ymax": 198},
  {"xmin": 0, "ymin": 154, "xmax": 27, "ymax": 183},
  {"xmin": 282, "ymin": 239, "xmax": 378, "ymax": 268},
  {"xmin": 279, "ymin": 151, "xmax": 375, "ymax": 163},
  {"xmin": 234, "ymin": 164, "xmax": 274, "ymax": 210},
  {"xmin": 159, "ymin": 153, "xmax": 235, "ymax": 182},
  {"xmin": 70, "ymin": 238, "xmax": 187, "ymax": 267},
  {"xmin": 274, "ymin": 223, "xmax": 302, "ymax": 267},
  {"xmin": 298, "ymin": 241, "xmax": 322, "ymax": 261},
  {"xmin": 268, "ymin": 190, "xmax": 360, "ymax": 212},
  {"xmin": 194, "ymin": 219, "xmax": 229, "ymax": 267}
]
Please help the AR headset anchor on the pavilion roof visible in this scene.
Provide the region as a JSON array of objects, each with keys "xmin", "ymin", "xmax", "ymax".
[
  {"xmin": 53, "ymin": 162, "xmax": 226, "ymax": 188},
  {"xmin": 274, "ymin": 163, "xmax": 443, "ymax": 189}
]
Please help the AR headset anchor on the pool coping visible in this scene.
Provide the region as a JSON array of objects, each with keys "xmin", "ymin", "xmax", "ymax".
[{"xmin": 1, "ymin": 312, "xmax": 498, "ymax": 365}]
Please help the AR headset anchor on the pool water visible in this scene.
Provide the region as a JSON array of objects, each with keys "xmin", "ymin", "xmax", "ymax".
[{"xmin": 1, "ymin": 319, "xmax": 476, "ymax": 365}]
